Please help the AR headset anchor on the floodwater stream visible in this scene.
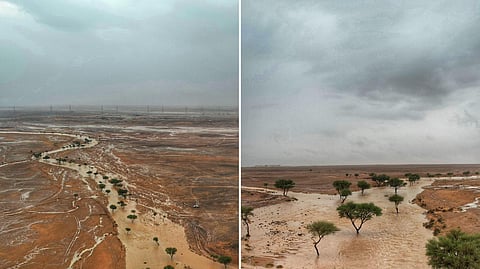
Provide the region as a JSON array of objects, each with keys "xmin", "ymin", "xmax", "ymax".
[{"xmin": 242, "ymin": 180, "xmax": 435, "ymax": 269}]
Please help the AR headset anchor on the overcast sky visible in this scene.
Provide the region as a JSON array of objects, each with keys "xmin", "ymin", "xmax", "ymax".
[
  {"xmin": 0, "ymin": 0, "xmax": 238, "ymax": 107},
  {"xmin": 242, "ymin": 0, "xmax": 480, "ymax": 166}
]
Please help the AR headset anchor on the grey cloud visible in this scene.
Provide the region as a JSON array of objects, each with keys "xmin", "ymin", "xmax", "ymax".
[
  {"xmin": 1, "ymin": 0, "xmax": 238, "ymax": 107},
  {"xmin": 244, "ymin": 0, "xmax": 480, "ymax": 111},
  {"xmin": 242, "ymin": 0, "xmax": 480, "ymax": 165},
  {"xmin": 8, "ymin": 0, "xmax": 124, "ymax": 31}
]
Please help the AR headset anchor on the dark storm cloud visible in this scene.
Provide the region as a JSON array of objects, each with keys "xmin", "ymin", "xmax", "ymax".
[
  {"xmin": 242, "ymin": 0, "xmax": 480, "ymax": 165},
  {"xmin": 9, "ymin": 0, "xmax": 124, "ymax": 31},
  {"xmin": 0, "ymin": 0, "xmax": 238, "ymax": 106}
]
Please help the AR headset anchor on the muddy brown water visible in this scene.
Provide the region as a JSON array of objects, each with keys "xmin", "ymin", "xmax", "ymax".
[{"xmin": 242, "ymin": 180, "xmax": 435, "ymax": 269}]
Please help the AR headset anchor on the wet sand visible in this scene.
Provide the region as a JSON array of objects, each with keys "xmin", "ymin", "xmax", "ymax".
[
  {"xmin": 38, "ymin": 134, "xmax": 225, "ymax": 269},
  {"xmin": 242, "ymin": 180, "xmax": 435, "ymax": 268}
]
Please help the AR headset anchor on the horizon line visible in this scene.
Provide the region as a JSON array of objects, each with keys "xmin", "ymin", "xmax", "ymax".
[{"xmin": 242, "ymin": 163, "xmax": 480, "ymax": 168}]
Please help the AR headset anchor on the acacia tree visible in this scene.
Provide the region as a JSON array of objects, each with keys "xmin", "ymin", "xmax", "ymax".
[
  {"xmin": 274, "ymin": 179, "xmax": 295, "ymax": 196},
  {"xmin": 127, "ymin": 214, "xmax": 137, "ymax": 223},
  {"xmin": 306, "ymin": 221, "xmax": 339, "ymax": 256},
  {"xmin": 241, "ymin": 206, "xmax": 254, "ymax": 237},
  {"xmin": 426, "ymin": 229, "xmax": 480, "ymax": 268},
  {"xmin": 337, "ymin": 202, "xmax": 382, "ymax": 235},
  {"xmin": 165, "ymin": 247, "xmax": 177, "ymax": 260},
  {"xmin": 164, "ymin": 266, "xmax": 174, "ymax": 269},
  {"xmin": 117, "ymin": 188, "xmax": 128, "ymax": 199},
  {"xmin": 218, "ymin": 256, "xmax": 232, "ymax": 269},
  {"xmin": 340, "ymin": 189, "xmax": 352, "ymax": 204},
  {"xmin": 388, "ymin": 194, "xmax": 404, "ymax": 214},
  {"xmin": 98, "ymin": 183, "xmax": 106, "ymax": 191},
  {"xmin": 372, "ymin": 174, "xmax": 390, "ymax": 187},
  {"xmin": 388, "ymin": 178, "xmax": 406, "ymax": 194},
  {"xmin": 109, "ymin": 204, "xmax": 117, "ymax": 213},
  {"xmin": 118, "ymin": 200, "xmax": 127, "ymax": 209},
  {"xmin": 153, "ymin": 237, "xmax": 159, "ymax": 246},
  {"xmin": 357, "ymin": 181, "xmax": 371, "ymax": 195},
  {"xmin": 333, "ymin": 180, "xmax": 351, "ymax": 200},
  {"xmin": 407, "ymin": 174, "xmax": 420, "ymax": 186}
]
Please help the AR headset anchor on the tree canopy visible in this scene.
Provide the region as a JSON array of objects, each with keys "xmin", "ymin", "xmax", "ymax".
[
  {"xmin": 274, "ymin": 179, "xmax": 295, "ymax": 196},
  {"xmin": 407, "ymin": 174, "xmax": 420, "ymax": 186},
  {"xmin": 306, "ymin": 221, "xmax": 339, "ymax": 256},
  {"xmin": 357, "ymin": 180, "xmax": 371, "ymax": 195},
  {"xmin": 241, "ymin": 206, "xmax": 254, "ymax": 237},
  {"xmin": 371, "ymin": 174, "xmax": 390, "ymax": 186},
  {"xmin": 333, "ymin": 180, "xmax": 351, "ymax": 193},
  {"xmin": 165, "ymin": 247, "xmax": 177, "ymax": 260},
  {"xmin": 127, "ymin": 214, "xmax": 137, "ymax": 223},
  {"xmin": 388, "ymin": 178, "xmax": 406, "ymax": 194},
  {"xmin": 388, "ymin": 194, "xmax": 404, "ymax": 214},
  {"xmin": 339, "ymin": 189, "xmax": 352, "ymax": 204},
  {"xmin": 426, "ymin": 229, "xmax": 480, "ymax": 269},
  {"xmin": 337, "ymin": 202, "xmax": 382, "ymax": 234},
  {"xmin": 218, "ymin": 256, "xmax": 232, "ymax": 269}
]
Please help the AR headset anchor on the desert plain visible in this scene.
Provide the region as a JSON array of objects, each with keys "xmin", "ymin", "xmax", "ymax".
[
  {"xmin": 0, "ymin": 108, "xmax": 238, "ymax": 269},
  {"xmin": 242, "ymin": 164, "xmax": 480, "ymax": 268}
]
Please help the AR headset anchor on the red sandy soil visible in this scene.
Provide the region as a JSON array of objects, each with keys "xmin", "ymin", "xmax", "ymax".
[
  {"xmin": 1, "ymin": 110, "xmax": 238, "ymax": 268},
  {"xmin": 0, "ymin": 134, "xmax": 124, "ymax": 268},
  {"xmin": 242, "ymin": 164, "xmax": 480, "ymax": 195},
  {"xmin": 415, "ymin": 179, "xmax": 480, "ymax": 235},
  {"xmin": 242, "ymin": 189, "xmax": 294, "ymax": 209}
]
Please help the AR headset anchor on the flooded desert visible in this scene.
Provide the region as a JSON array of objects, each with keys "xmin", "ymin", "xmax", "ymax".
[
  {"xmin": 0, "ymin": 109, "xmax": 238, "ymax": 269},
  {"xmin": 242, "ymin": 165, "xmax": 480, "ymax": 268}
]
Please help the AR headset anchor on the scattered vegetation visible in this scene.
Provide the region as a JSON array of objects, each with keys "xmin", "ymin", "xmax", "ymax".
[
  {"xmin": 274, "ymin": 179, "xmax": 295, "ymax": 196},
  {"xmin": 426, "ymin": 229, "xmax": 480, "ymax": 268},
  {"xmin": 371, "ymin": 174, "xmax": 389, "ymax": 187},
  {"xmin": 117, "ymin": 188, "xmax": 128, "ymax": 198},
  {"xmin": 241, "ymin": 206, "xmax": 254, "ymax": 237},
  {"xmin": 217, "ymin": 255, "xmax": 232, "ymax": 269},
  {"xmin": 165, "ymin": 247, "xmax": 177, "ymax": 260},
  {"xmin": 388, "ymin": 178, "xmax": 406, "ymax": 194},
  {"xmin": 357, "ymin": 180, "xmax": 371, "ymax": 195},
  {"xmin": 333, "ymin": 180, "xmax": 351, "ymax": 200},
  {"xmin": 306, "ymin": 221, "xmax": 339, "ymax": 256},
  {"xmin": 406, "ymin": 173, "xmax": 420, "ymax": 185},
  {"xmin": 388, "ymin": 194, "xmax": 404, "ymax": 214},
  {"xmin": 337, "ymin": 202, "xmax": 382, "ymax": 234},
  {"xmin": 127, "ymin": 214, "xmax": 137, "ymax": 223},
  {"xmin": 339, "ymin": 189, "xmax": 352, "ymax": 203}
]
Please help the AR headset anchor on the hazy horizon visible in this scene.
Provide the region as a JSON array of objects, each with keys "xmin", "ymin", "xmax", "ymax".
[
  {"xmin": 242, "ymin": 162, "xmax": 480, "ymax": 168},
  {"xmin": 0, "ymin": 0, "xmax": 238, "ymax": 107}
]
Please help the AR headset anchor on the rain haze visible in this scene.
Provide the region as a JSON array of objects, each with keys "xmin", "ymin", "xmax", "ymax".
[
  {"xmin": 0, "ymin": 0, "xmax": 238, "ymax": 107},
  {"xmin": 242, "ymin": 0, "xmax": 480, "ymax": 166}
]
